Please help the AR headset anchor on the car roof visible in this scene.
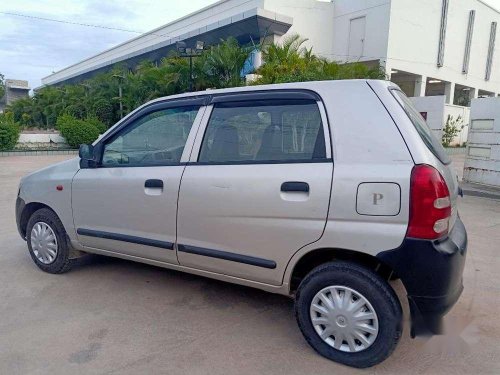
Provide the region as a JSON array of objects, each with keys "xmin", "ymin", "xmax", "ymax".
[
  {"xmin": 146, "ymin": 79, "xmax": 393, "ymax": 105},
  {"xmin": 100, "ymin": 79, "xmax": 397, "ymax": 140}
]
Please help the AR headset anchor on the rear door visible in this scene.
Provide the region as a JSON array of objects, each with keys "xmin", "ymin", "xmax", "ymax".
[{"xmin": 176, "ymin": 91, "xmax": 333, "ymax": 285}]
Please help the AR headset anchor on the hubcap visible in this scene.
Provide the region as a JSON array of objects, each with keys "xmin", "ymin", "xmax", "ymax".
[
  {"xmin": 30, "ymin": 222, "xmax": 58, "ymax": 265},
  {"xmin": 309, "ymin": 285, "xmax": 379, "ymax": 353}
]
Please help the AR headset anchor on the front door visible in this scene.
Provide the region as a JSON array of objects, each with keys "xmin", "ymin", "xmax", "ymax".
[
  {"xmin": 72, "ymin": 102, "xmax": 204, "ymax": 264},
  {"xmin": 177, "ymin": 94, "xmax": 333, "ymax": 285}
]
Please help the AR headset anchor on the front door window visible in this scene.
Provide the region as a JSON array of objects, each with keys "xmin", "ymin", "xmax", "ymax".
[{"xmin": 102, "ymin": 106, "xmax": 200, "ymax": 167}]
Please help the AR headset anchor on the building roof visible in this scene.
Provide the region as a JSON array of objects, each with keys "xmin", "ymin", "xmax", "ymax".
[
  {"xmin": 7, "ymin": 85, "xmax": 31, "ymax": 90},
  {"xmin": 478, "ymin": 0, "xmax": 500, "ymax": 13},
  {"xmin": 42, "ymin": 1, "xmax": 292, "ymax": 87},
  {"xmin": 6, "ymin": 79, "xmax": 30, "ymax": 90}
]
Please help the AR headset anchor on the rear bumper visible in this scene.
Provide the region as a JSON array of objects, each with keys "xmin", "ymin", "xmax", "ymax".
[{"xmin": 377, "ymin": 217, "xmax": 467, "ymax": 336}]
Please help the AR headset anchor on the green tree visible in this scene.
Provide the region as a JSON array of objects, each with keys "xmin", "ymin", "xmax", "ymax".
[
  {"xmin": 91, "ymin": 98, "xmax": 114, "ymax": 126},
  {"xmin": 254, "ymin": 34, "xmax": 386, "ymax": 84},
  {"xmin": 4, "ymin": 34, "xmax": 388, "ymax": 130},
  {"xmin": 198, "ymin": 37, "xmax": 250, "ymax": 88},
  {"xmin": 160, "ymin": 56, "xmax": 192, "ymax": 94}
]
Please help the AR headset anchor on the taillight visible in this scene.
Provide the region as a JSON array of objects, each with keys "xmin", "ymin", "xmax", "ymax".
[{"xmin": 408, "ymin": 164, "xmax": 451, "ymax": 240}]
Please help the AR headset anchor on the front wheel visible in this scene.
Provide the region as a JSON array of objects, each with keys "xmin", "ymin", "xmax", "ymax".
[
  {"xmin": 26, "ymin": 208, "xmax": 73, "ymax": 274},
  {"xmin": 295, "ymin": 261, "xmax": 402, "ymax": 368}
]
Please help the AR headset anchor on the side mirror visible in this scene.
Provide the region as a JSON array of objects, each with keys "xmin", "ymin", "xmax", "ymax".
[
  {"xmin": 79, "ymin": 144, "xmax": 93, "ymax": 159},
  {"xmin": 79, "ymin": 144, "xmax": 98, "ymax": 168}
]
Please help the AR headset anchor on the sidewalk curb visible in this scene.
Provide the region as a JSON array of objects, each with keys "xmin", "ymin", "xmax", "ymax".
[
  {"xmin": 460, "ymin": 183, "xmax": 500, "ymax": 201},
  {"xmin": 0, "ymin": 150, "xmax": 77, "ymax": 157}
]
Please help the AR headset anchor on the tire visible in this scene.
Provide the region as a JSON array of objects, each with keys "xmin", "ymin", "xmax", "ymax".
[
  {"xmin": 295, "ymin": 261, "xmax": 402, "ymax": 368},
  {"xmin": 26, "ymin": 208, "xmax": 73, "ymax": 274}
]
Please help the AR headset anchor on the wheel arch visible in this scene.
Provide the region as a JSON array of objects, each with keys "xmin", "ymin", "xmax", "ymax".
[
  {"xmin": 286, "ymin": 247, "xmax": 398, "ymax": 294},
  {"xmin": 19, "ymin": 202, "xmax": 56, "ymax": 239}
]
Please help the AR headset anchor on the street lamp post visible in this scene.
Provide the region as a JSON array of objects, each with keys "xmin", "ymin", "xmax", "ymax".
[{"xmin": 176, "ymin": 41, "xmax": 205, "ymax": 92}]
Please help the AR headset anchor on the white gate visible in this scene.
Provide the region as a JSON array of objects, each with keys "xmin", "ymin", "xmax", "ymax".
[{"xmin": 464, "ymin": 97, "xmax": 500, "ymax": 187}]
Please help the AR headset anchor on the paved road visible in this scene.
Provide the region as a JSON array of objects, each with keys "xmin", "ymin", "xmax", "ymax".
[{"xmin": 0, "ymin": 155, "xmax": 499, "ymax": 374}]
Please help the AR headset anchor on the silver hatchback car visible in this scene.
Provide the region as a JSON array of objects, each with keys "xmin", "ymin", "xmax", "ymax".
[{"xmin": 16, "ymin": 80, "xmax": 467, "ymax": 368}]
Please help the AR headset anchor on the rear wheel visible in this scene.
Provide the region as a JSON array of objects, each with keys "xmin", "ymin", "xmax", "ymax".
[
  {"xmin": 26, "ymin": 208, "xmax": 73, "ymax": 274},
  {"xmin": 295, "ymin": 261, "xmax": 402, "ymax": 368}
]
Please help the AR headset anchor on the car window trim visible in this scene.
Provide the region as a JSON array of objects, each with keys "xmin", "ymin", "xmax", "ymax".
[
  {"xmin": 184, "ymin": 159, "xmax": 333, "ymax": 166},
  {"xmin": 210, "ymin": 89, "xmax": 321, "ymax": 104}
]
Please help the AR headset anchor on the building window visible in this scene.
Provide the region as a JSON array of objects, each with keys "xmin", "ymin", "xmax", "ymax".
[
  {"xmin": 437, "ymin": 0, "xmax": 449, "ymax": 67},
  {"xmin": 463, "ymin": 10, "xmax": 475, "ymax": 74},
  {"xmin": 485, "ymin": 22, "xmax": 497, "ymax": 81}
]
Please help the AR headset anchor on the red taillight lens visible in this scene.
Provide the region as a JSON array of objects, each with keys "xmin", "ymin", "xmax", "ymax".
[{"xmin": 408, "ymin": 165, "xmax": 451, "ymax": 240}]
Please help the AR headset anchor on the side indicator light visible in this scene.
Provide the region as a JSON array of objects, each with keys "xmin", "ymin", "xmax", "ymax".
[{"xmin": 56, "ymin": 185, "xmax": 63, "ymax": 191}]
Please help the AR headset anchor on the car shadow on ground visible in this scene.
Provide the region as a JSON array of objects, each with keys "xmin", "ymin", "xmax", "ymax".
[
  {"xmin": 70, "ymin": 253, "xmax": 295, "ymax": 311},
  {"xmin": 69, "ymin": 252, "xmax": 412, "ymax": 327}
]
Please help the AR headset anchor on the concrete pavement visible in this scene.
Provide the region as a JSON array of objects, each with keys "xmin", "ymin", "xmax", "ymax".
[{"xmin": 0, "ymin": 155, "xmax": 499, "ymax": 374}]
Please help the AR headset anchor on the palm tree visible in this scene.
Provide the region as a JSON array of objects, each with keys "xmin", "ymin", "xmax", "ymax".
[
  {"xmin": 199, "ymin": 37, "xmax": 250, "ymax": 88},
  {"xmin": 160, "ymin": 56, "xmax": 191, "ymax": 93},
  {"xmin": 261, "ymin": 34, "xmax": 309, "ymax": 66},
  {"xmin": 254, "ymin": 33, "xmax": 386, "ymax": 84},
  {"xmin": 255, "ymin": 34, "xmax": 320, "ymax": 84}
]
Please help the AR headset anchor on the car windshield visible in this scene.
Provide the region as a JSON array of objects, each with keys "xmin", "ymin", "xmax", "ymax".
[{"xmin": 390, "ymin": 88, "xmax": 451, "ymax": 165}]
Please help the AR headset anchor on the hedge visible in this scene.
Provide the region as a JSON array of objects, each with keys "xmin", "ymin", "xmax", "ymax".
[
  {"xmin": 0, "ymin": 113, "xmax": 21, "ymax": 151},
  {"xmin": 56, "ymin": 114, "xmax": 106, "ymax": 148}
]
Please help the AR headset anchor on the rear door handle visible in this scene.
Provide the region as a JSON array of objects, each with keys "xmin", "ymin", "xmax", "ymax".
[
  {"xmin": 281, "ymin": 181, "xmax": 309, "ymax": 193},
  {"xmin": 145, "ymin": 179, "xmax": 163, "ymax": 189}
]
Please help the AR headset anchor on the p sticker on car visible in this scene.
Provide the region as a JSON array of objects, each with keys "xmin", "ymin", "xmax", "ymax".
[{"xmin": 356, "ymin": 183, "xmax": 401, "ymax": 216}]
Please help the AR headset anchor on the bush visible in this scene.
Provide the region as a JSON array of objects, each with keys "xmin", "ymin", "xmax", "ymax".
[
  {"xmin": 442, "ymin": 115, "xmax": 464, "ymax": 147},
  {"xmin": 85, "ymin": 116, "xmax": 108, "ymax": 134},
  {"xmin": 0, "ymin": 112, "xmax": 21, "ymax": 151},
  {"xmin": 56, "ymin": 114, "xmax": 106, "ymax": 148}
]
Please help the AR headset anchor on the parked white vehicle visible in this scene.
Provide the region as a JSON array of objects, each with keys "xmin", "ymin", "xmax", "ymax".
[{"xmin": 16, "ymin": 80, "xmax": 467, "ymax": 368}]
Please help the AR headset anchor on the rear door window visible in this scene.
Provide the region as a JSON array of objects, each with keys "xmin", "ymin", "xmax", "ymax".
[
  {"xmin": 390, "ymin": 89, "xmax": 451, "ymax": 165},
  {"xmin": 198, "ymin": 99, "xmax": 326, "ymax": 163}
]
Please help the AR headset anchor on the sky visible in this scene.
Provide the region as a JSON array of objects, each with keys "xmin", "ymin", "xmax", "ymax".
[
  {"xmin": 1, "ymin": 0, "xmax": 500, "ymax": 89},
  {"xmin": 0, "ymin": 0, "xmax": 218, "ymax": 89}
]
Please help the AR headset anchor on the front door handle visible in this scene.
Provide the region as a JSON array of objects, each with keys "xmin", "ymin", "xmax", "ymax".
[
  {"xmin": 145, "ymin": 179, "xmax": 163, "ymax": 189},
  {"xmin": 281, "ymin": 181, "xmax": 309, "ymax": 193}
]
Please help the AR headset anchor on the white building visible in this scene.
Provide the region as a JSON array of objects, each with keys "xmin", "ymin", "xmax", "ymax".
[
  {"xmin": 42, "ymin": 0, "xmax": 500, "ymax": 103},
  {"xmin": 0, "ymin": 79, "xmax": 30, "ymax": 112}
]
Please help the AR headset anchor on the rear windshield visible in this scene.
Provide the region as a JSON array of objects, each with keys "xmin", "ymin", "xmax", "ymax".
[{"xmin": 390, "ymin": 88, "xmax": 451, "ymax": 165}]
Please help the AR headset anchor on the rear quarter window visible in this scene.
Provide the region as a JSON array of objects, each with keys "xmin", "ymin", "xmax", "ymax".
[{"xmin": 389, "ymin": 88, "xmax": 451, "ymax": 165}]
